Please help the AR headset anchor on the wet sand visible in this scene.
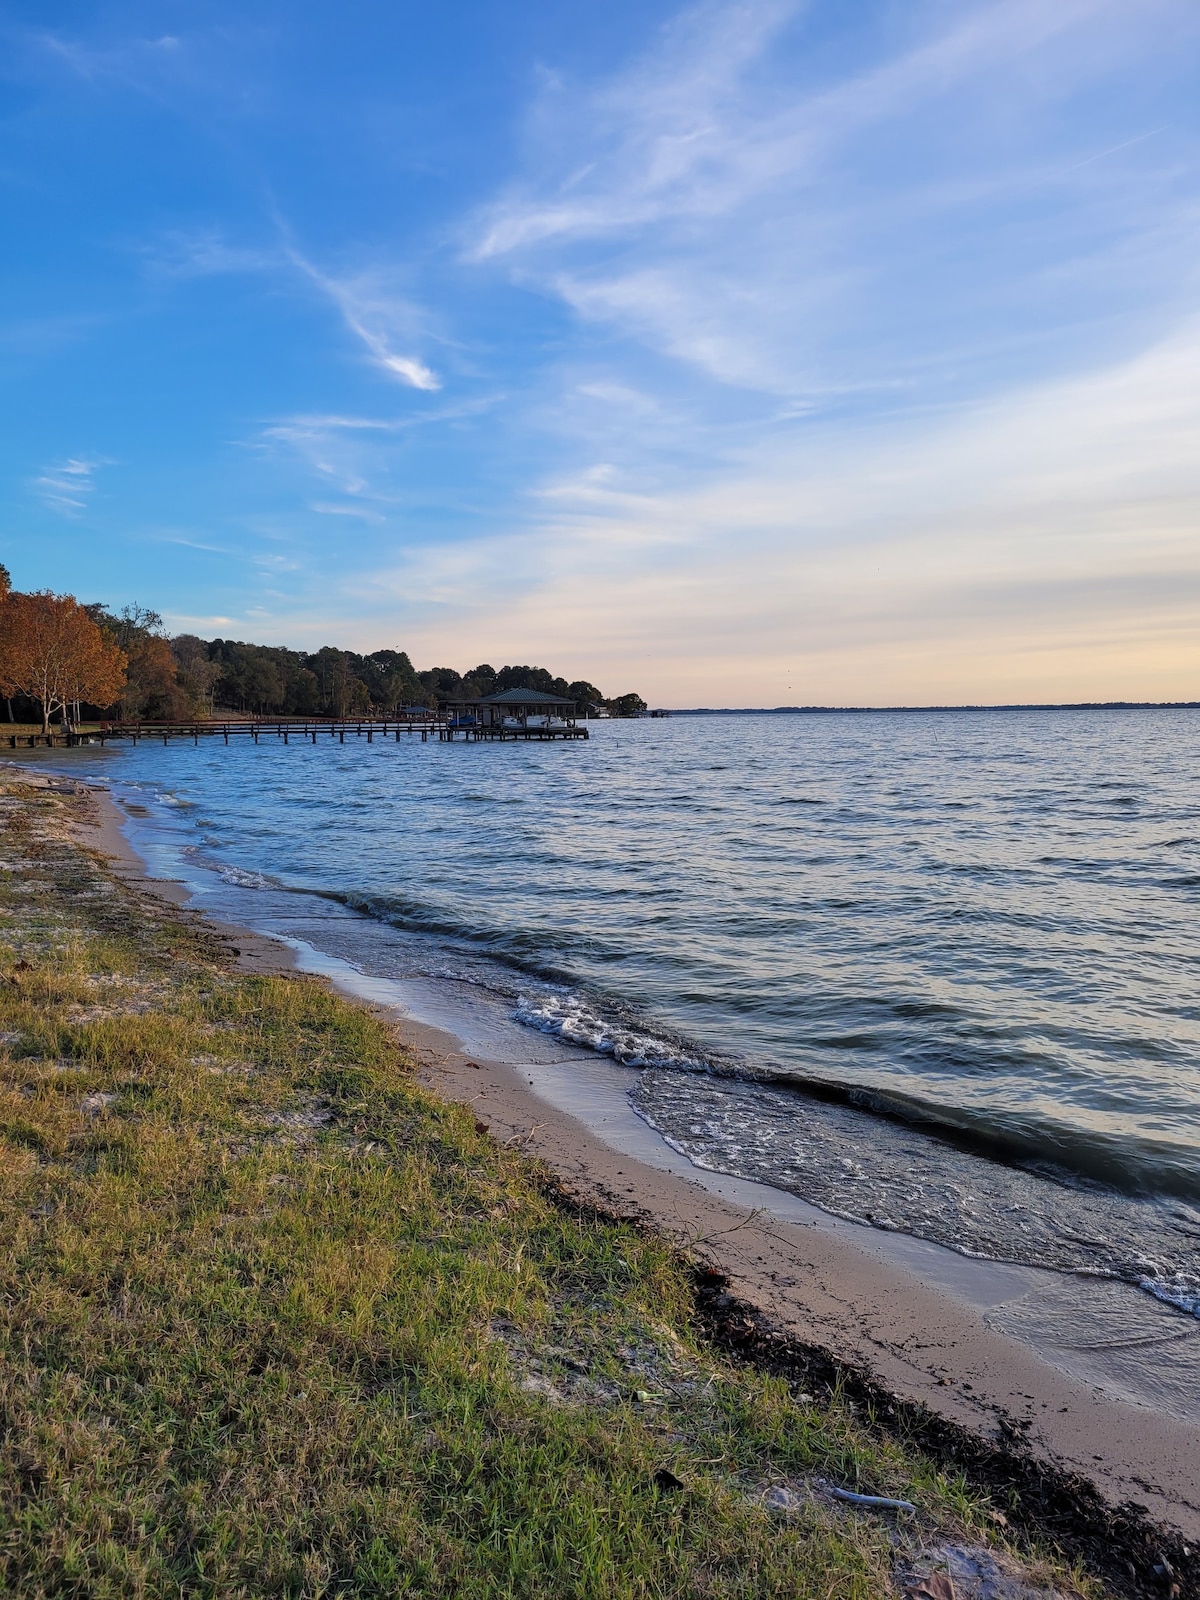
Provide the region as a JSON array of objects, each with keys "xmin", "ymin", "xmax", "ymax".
[{"xmin": 67, "ymin": 772, "xmax": 1200, "ymax": 1542}]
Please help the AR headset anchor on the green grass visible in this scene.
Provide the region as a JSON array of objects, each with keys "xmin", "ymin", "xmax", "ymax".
[{"xmin": 0, "ymin": 780, "xmax": 1085, "ymax": 1598}]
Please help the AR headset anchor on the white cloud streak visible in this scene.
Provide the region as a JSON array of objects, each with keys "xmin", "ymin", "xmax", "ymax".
[
  {"xmin": 285, "ymin": 248, "xmax": 440, "ymax": 391},
  {"xmin": 31, "ymin": 457, "xmax": 107, "ymax": 516},
  {"xmin": 137, "ymin": 226, "xmax": 441, "ymax": 390},
  {"xmin": 311, "ymin": 501, "xmax": 386, "ymax": 523},
  {"xmin": 469, "ymin": 0, "xmax": 1198, "ymax": 398},
  {"xmin": 141, "ymin": 227, "xmax": 277, "ymax": 279},
  {"xmin": 476, "ymin": 0, "xmax": 1155, "ymax": 255},
  {"xmin": 36, "ymin": 29, "xmax": 184, "ymax": 89}
]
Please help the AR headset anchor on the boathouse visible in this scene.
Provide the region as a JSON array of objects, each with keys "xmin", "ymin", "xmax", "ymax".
[{"xmin": 475, "ymin": 687, "xmax": 579, "ymax": 730}]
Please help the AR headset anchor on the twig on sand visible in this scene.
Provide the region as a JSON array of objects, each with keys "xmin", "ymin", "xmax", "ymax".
[
  {"xmin": 503, "ymin": 1123, "xmax": 545, "ymax": 1150},
  {"xmin": 682, "ymin": 1205, "xmax": 772, "ymax": 1249}
]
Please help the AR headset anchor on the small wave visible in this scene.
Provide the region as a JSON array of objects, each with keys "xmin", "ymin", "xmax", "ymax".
[
  {"xmin": 1139, "ymin": 1274, "xmax": 1200, "ymax": 1317},
  {"xmin": 217, "ymin": 864, "xmax": 274, "ymax": 890},
  {"xmin": 319, "ymin": 887, "xmax": 613, "ymax": 987},
  {"xmin": 513, "ymin": 991, "xmax": 708, "ymax": 1070},
  {"xmin": 629, "ymin": 1070, "xmax": 1200, "ymax": 1320}
]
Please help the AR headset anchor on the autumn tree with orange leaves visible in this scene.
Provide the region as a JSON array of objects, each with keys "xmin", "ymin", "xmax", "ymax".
[{"xmin": 0, "ymin": 590, "xmax": 127, "ymax": 733}]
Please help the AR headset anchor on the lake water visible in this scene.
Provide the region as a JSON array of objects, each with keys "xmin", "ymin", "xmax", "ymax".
[{"xmin": 46, "ymin": 710, "xmax": 1200, "ymax": 1322}]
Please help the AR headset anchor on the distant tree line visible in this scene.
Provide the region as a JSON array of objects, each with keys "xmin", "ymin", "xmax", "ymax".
[
  {"xmin": 167, "ymin": 637, "xmax": 646, "ymax": 719},
  {"xmin": 0, "ymin": 575, "xmax": 648, "ymax": 726}
]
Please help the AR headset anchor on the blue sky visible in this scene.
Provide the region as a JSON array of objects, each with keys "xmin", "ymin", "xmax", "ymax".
[{"xmin": 3, "ymin": 0, "xmax": 1200, "ymax": 704}]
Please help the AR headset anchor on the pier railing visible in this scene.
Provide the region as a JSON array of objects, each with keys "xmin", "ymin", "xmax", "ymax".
[
  {"xmin": 99, "ymin": 717, "xmax": 445, "ymax": 745},
  {"xmin": 5, "ymin": 715, "xmax": 588, "ymax": 749}
]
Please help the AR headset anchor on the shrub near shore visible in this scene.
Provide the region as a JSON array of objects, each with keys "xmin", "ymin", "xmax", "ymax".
[{"xmin": 0, "ymin": 776, "xmax": 1091, "ymax": 1598}]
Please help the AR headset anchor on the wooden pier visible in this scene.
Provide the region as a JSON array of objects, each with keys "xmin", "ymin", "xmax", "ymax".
[{"xmin": 5, "ymin": 716, "xmax": 588, "ymax": 750}]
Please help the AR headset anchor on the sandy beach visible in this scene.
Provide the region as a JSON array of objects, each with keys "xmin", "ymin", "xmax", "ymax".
[{"xmin": 66, "ymin": 767, "xmax": 1200, "ymax": 1551}]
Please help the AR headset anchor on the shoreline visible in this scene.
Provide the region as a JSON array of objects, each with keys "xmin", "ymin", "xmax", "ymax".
[
  {"xmin": 14, "ymin": 767, "xmax": 1017, "ymax": 1598},
  {"xmin": 64, "ymin": 768, "xmax": 1200, "ymax": 1543}
]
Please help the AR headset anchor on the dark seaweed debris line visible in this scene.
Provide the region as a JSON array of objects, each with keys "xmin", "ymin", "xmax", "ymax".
[
  {"xmin": 689, "ymin": 1267, "xmax": 1196, "ymax": 1600},
  {"xmin": 541, "ymin": 1176, "xmax": 1196, "ymax": 1600}
]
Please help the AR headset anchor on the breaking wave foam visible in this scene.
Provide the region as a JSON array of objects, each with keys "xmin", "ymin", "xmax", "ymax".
[
  {"xmin": 216, "ymin": 863, "xmax": 274, "ymax": 890},
  {"xmin": 513, "ymin": 990, "xmax": 708, "ymax": 1070},
  {"xmin": 1139, "ymin": 1274, "xmax": 1200, "ymax": 1318}
]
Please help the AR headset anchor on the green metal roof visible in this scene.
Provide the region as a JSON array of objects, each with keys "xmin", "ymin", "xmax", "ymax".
[{"xmin": 479, "ymin": 687, "xmax": 576, "ymax": 706}]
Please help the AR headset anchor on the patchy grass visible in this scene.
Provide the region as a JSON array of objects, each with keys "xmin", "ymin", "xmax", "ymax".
[{"xmin": 0, "ymin": 777, "xmax": 1092, "ymax": 1599}]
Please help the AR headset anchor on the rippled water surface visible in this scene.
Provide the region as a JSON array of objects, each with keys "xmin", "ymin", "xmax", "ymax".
[{"xmin": 53, "ymin": 709, "xmax": 1200, "ymax": 1312}]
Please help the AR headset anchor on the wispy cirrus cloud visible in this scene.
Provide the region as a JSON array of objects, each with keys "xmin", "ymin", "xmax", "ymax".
[
  {"xmin": 25, "ymin": 19, "xmax": 274, "ymax": 114},
  {"xmin": 469, "ymin": 0, "xmax": 1200, "ymax": 400},
  {"xmin": 311, "ymin": 500, "xmax": 387, "ymax": 523},
  {"xmin": 471, "ymin": 0, "xmax": 800, "ymax": 259},
  {"xmin": 31, "ymin": 457, "xmax": 109, "ymax": 516},
  {"xmin": 478, "ymin": 0, "xmax": 1150, "ymax": 252},
  {"xmin": 285, "ymin": 247, "xmax": 440, "ymax": 391},
  {"xmin": 35, "ymin": 28, "xmax": 184, "ymax": 89},
  {"xmin": 265, "ymin": 413, "xmax": 401, "ymax": 433},
  {"xmin": 140, "ymin": 227, "xmax": 277, "ymax": 280},
  {"xmin": 252, "ymin": 416, "xmax": 384, "ymax": 501},
  {"xmin": 248, "ymin": 396, "xmax": 505, "ymax": 517},
  {"xmin": 264, "ymin": 396, "xmax": 503, "ymax": 435},
  {"xmin": 155, "ymin": 534, "xmax": 234, "ymax": 555},
  {"xmin": 136, "ymin": 225, "xmax": 441, "ymax": 390}
]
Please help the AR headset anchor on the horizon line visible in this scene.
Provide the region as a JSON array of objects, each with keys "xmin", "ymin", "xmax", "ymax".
[{"xmin": 666, "ymin": 701, "xmax": 1200, "ymax": 715}]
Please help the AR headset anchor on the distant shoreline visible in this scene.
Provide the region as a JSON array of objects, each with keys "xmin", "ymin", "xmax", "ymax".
[{"xmin": 669, "ymin": 700, "xmax": 1200, "ymax": 715}]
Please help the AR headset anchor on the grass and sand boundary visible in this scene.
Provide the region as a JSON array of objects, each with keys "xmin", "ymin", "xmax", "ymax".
[{"xmin": 0, "ymin": 770, "xmax": 1191, "ymax": 1598}]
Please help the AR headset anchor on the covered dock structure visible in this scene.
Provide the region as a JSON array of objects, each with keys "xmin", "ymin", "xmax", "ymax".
[{"xmin": 443, "ymin": 687, "xmax": 587, "ymax": 739}]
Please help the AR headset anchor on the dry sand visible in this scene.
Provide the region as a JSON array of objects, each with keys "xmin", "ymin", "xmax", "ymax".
[{"xmin": 67, "ymin": 774, "xmax": 1200, "ymax": 1544}]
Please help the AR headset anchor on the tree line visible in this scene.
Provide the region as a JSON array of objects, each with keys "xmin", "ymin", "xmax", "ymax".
[{"xmin": 0, "ymin": 573, "xmax": 648, "ymax": 730}]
